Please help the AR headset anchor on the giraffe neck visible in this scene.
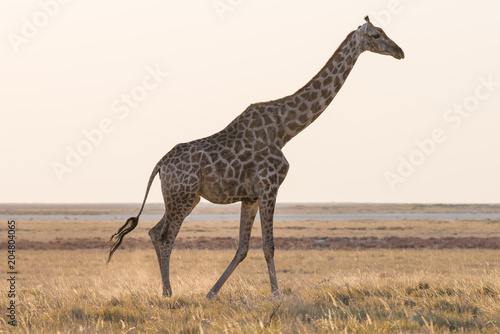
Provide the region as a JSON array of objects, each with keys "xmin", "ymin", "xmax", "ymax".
[{"xmin": 277, "ymin": 30, "xmax": 363, "ymax": 146}]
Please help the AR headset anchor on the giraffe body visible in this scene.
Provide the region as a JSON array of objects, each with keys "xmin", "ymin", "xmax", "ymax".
[{"xmin": 108, "ymin": 16, "xmax": 404, "ymax": 298}]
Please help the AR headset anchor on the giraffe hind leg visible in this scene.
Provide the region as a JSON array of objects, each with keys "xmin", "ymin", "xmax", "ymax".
[
  {"xmin": 154, "ymin": 192, "xmax": 200, "ymax": 297},
  {"xmin": 149, "ymin": 214, "xmax": 165, "ymax": 271},
  {"xmin": 187, "ymin": 195, "xmax": 201, "ymax": 216},
  {"xmin": 149, "ymin": 195, "xmax": 198, "ymax": 267}
]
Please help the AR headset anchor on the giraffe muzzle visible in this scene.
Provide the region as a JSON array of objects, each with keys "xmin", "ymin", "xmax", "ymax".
[{"xmin": 393, "ymin": 46, "xmax": 405, "ymax": 60}]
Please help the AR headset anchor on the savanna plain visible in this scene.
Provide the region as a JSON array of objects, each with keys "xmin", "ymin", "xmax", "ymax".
[{"xmin": 1, "ymin": 203, "xmax": 499, "ymax": 333}]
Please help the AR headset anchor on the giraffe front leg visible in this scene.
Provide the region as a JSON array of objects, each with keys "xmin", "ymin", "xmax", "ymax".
[
  {"xmin": 207, "ymin": 199, "xmax": 259, "ymax": 299},
  {"xmin": 259, "ymin": 191, "xmax": 280, "ymax": 298}
]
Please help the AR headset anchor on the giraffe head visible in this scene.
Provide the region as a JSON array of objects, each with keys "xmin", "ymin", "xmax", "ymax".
[{"xmin": 357, "ymin": 16, "xmax": 404, "ymax": 60}]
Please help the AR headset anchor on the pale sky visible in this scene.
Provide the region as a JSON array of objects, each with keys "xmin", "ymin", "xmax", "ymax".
[{"xmin": 1, "ymin": 0, "xmax": 499, "ymax": 204}]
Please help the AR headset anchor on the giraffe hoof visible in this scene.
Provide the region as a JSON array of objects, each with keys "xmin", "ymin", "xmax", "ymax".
[
  {"xmin": 162, "ymin": 288, "xmax": 173, "ymax": 298},
  {"xmin": 206, "ymin": 291, "xmax": 219, "ymax": 300},
  {"xmin": 271, "ymin": 289, "xmax": 281, "ymax": 301}
]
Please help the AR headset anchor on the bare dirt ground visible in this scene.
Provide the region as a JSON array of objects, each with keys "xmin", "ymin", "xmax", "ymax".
[{"xmin": 1, "ymin": 203, "xmax": 499, "ymax": 250}]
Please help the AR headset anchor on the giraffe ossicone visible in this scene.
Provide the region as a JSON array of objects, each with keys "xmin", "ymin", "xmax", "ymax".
[{"xmin": 108, "ymin": 16, "xmax": 404, "ymax": 298}]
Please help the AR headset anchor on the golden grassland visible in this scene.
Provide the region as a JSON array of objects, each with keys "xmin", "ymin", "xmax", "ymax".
[
  {"xmin": 1, "ymin": 248, "xmax": 499, "ymax": 333},
  {"xmin": 1, "ymin": 203, "xmax": 499, "ymax": 333}
]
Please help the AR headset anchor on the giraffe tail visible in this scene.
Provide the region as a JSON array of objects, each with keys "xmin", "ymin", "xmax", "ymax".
[{"xmin": 107, "ymin": 162, "xmax": 161, "ymax": 263}]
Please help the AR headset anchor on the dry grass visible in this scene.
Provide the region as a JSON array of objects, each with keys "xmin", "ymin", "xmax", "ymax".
[
  {"xmin": 2, "ymin": 248, "xmax": 499, "ymax": 333},
  {"xmin": 2, "ymin": 203, "xmax": 499, "ymax": 332}
]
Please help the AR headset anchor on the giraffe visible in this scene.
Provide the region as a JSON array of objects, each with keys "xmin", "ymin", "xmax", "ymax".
[{"xmin": 107, "ymin": 16, "xmax": 404, "ymax": 298}]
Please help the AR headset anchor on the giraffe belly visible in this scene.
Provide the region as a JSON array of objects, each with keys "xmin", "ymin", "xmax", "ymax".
[
  {"xmin": 199, "ymin": 160, "xmax": 259, "ymax": 204},
  {"xmin": 199, "ymin": 175, "xmax": 258, "ymax": 204}
]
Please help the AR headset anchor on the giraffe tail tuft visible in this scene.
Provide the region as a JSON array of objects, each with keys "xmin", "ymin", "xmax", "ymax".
[
  {"xmin": 106, "ymin": 216, "xmax": 139, "ymax": 264},
  {"xmin": 106, "ymin": 160, "xmax": 160, "ymax": 264}
]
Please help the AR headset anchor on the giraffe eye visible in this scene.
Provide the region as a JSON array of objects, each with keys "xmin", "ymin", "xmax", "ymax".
[{"xmin": 371, "ymin": 33, "xmax": 381, "ymax": 39}]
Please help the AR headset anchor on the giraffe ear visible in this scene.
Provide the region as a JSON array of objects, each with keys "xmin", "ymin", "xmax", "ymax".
[{"xmin": 364, "ymin": 16, "xmax": 370, "ymax": 23}]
